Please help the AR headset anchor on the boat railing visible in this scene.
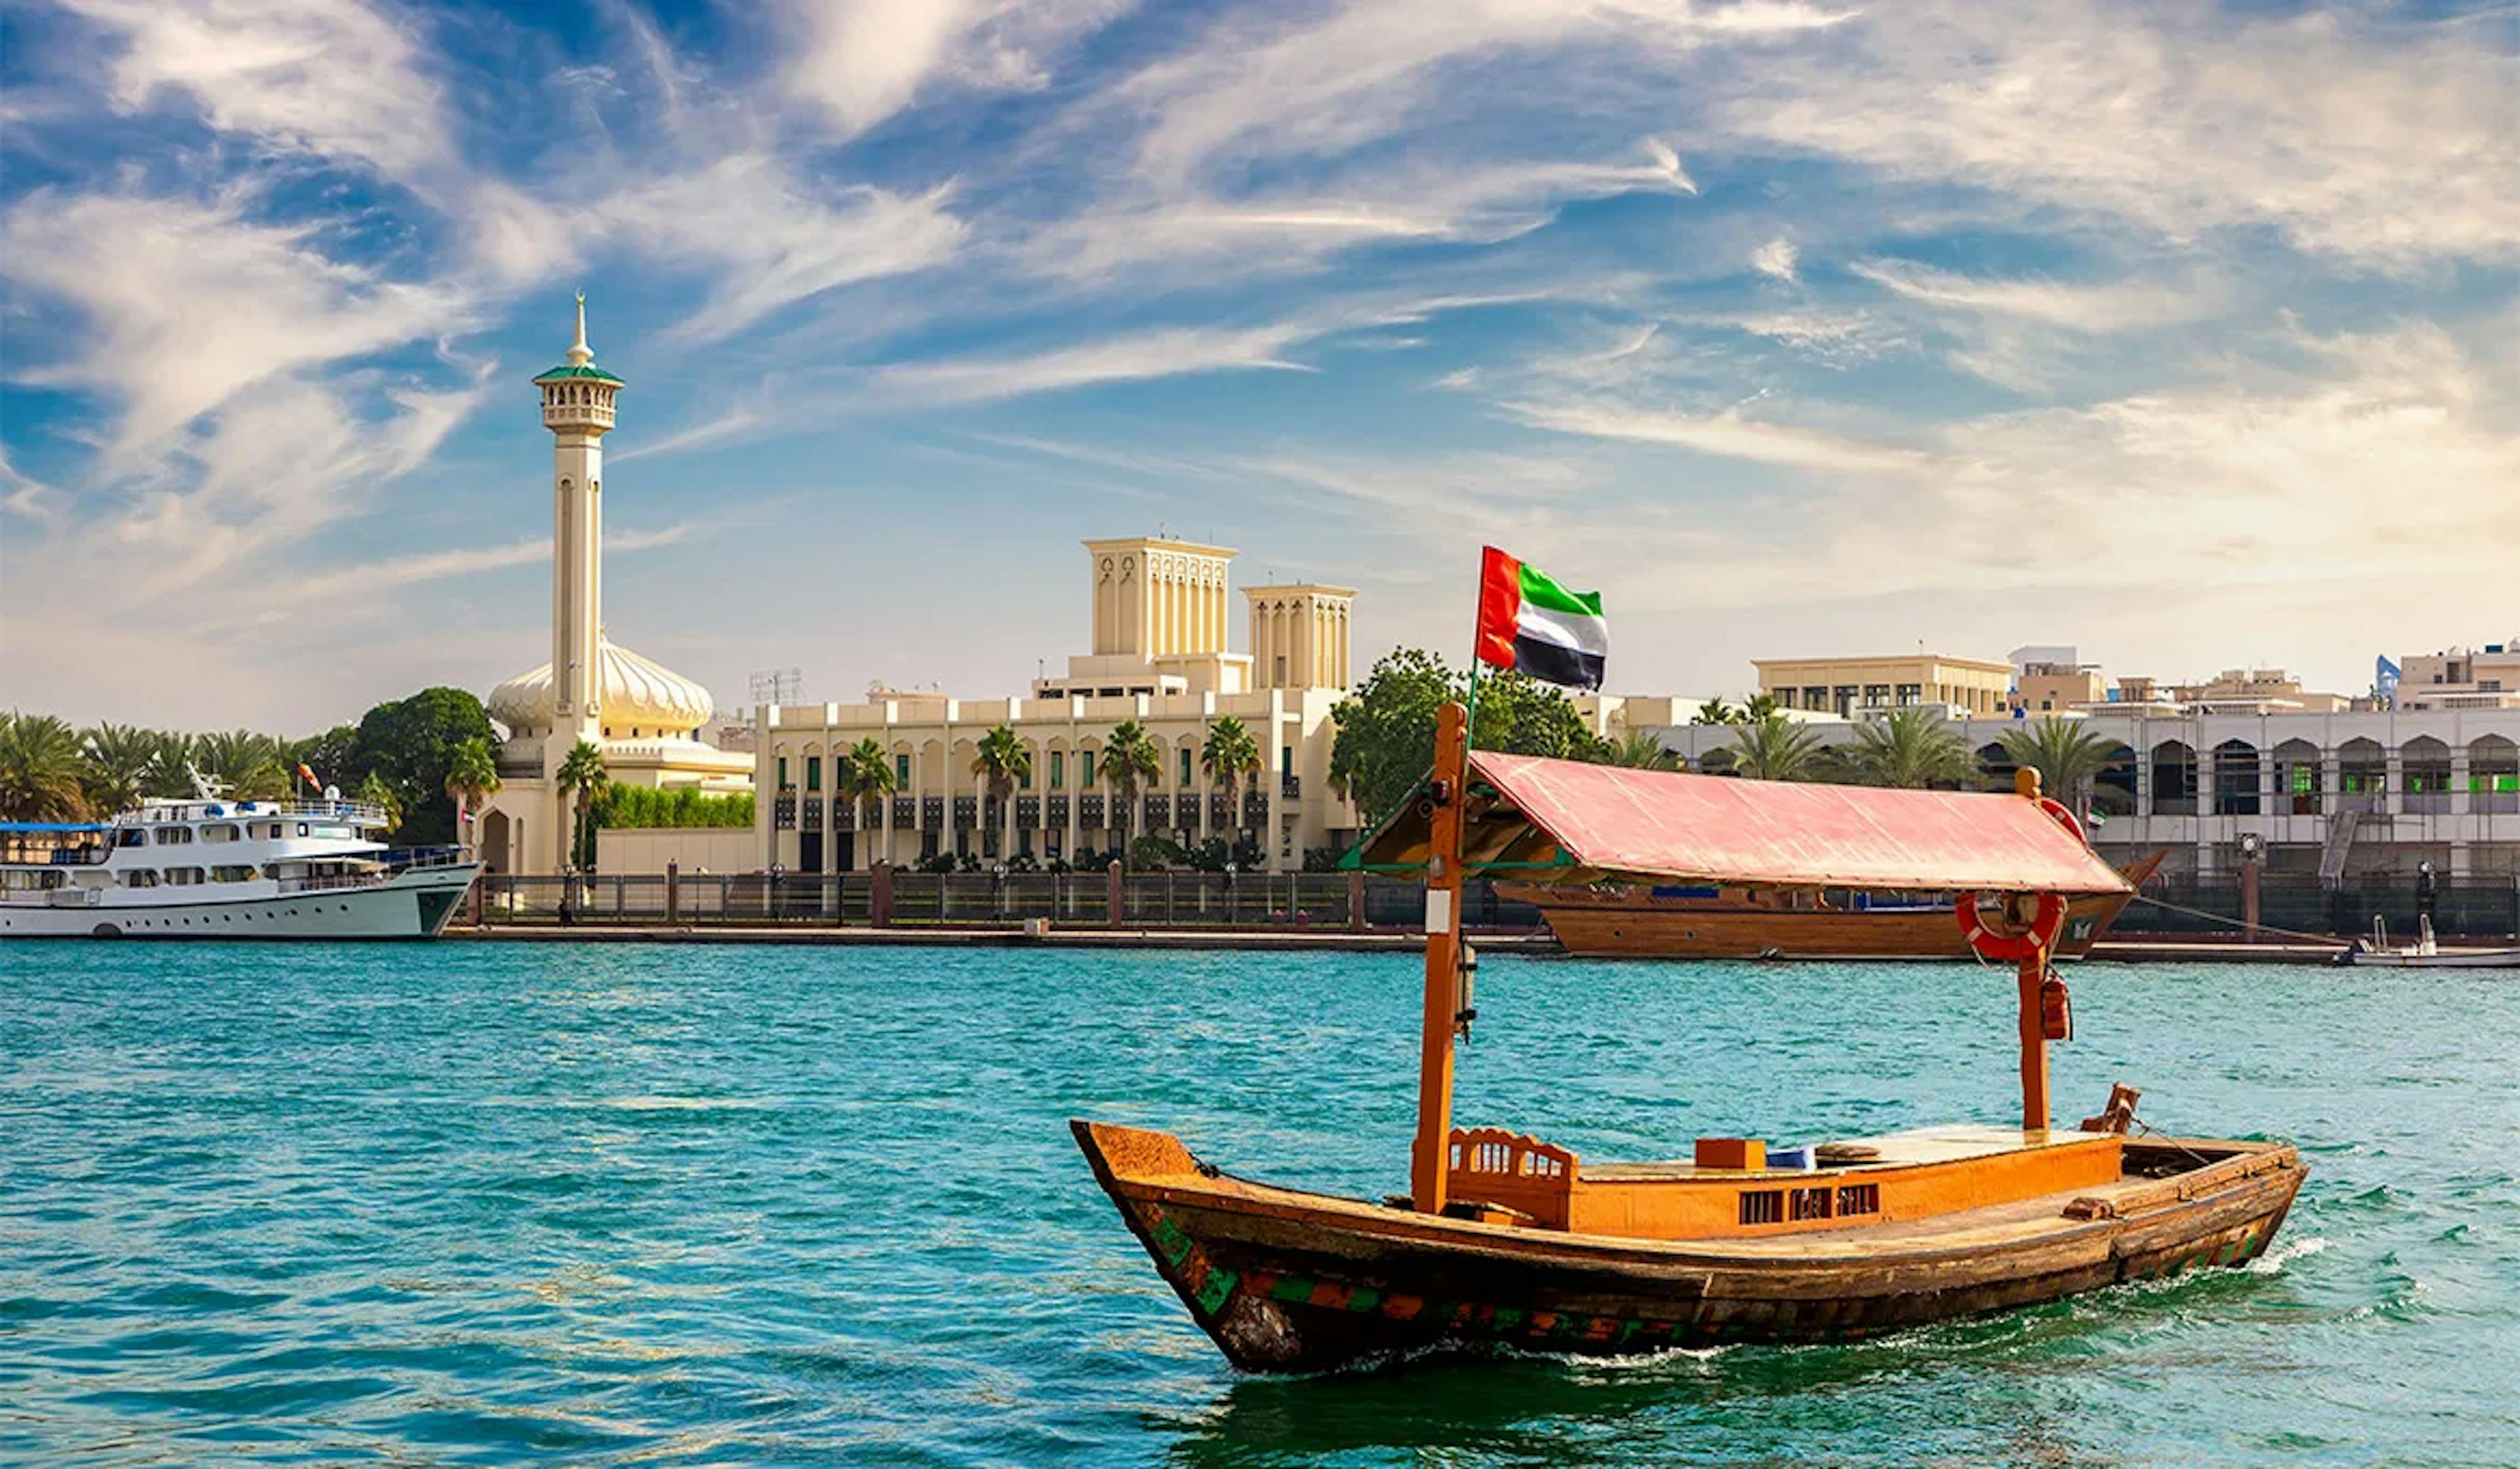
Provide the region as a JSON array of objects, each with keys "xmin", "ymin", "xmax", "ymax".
[
  {"xmin": 383, "ymin": 846, "xmax": 473, "ymax": 872},
  {"xmin": 276, "ymin": 871, "xmax": 387, "ymax": 895},
  {"xmin": 139, "ymin": 799, "xmax": 392, "ymax": 825}
]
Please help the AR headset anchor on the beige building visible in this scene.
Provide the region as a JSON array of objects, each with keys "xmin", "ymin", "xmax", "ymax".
[
  {"xmin": 1754, "ymin": 653, "xmax": 2014, "ymax": 717},
  {"xmin": 2015, "ymin": 661, "xmax": 2108, "ymax": 714},
  {"xmin": 2397, "ymin": 642, "xmax": 2520, "ymax": 711},
  {"xmin": 474, "ymin": 299, "xmax": 749, "ymax": 876},
  {"xmin": 2161, "ymin": 668, "xmax": 2351, "ymax": 714},
  {"xmin": 755, "ymin": 539, "xmax": 1360, "ymax": 874}
]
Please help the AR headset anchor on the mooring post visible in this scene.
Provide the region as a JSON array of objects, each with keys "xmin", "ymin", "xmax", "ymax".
[
  {"xmin": 1412, "ymin": 701, "xmax": 1470, "ymax": 1214},
  {"xmin": 665, "ymin": 860, "xmax": 679, "ymax": 925},
  {"xmin": 1107, "ymin": 859, "xmax": 1125, "ymax": 928},
  {"xmin": 870, "ymin": 859, "xmax": 892, "ymax": 928}
]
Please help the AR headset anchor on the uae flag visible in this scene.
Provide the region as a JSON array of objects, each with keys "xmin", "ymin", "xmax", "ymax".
[{"xmin": 1474, "ymin": 547, "xmax": 1606, "ymax": 690}]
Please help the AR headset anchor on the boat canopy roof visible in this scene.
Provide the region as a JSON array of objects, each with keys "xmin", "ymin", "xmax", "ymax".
[
  {"xmin": 0, "ymin": 822, "xmax": 111, "ymax": 833},
  {"xmin": 1351, "ymin": 752, "xmax": 2130, "ymax": 896}
]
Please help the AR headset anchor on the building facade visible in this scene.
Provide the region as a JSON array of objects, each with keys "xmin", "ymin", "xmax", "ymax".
[
  {"xmin": 754, "ymin": 539, "xmax": 1361, "ymax": 874},
  {"xmin": 1752, "ymin": 653, "xmax": 2015, "ymax": 718},
  {"xmin": 1641, "ymin": 705, "xmax": 2520, "ymax": 879},
  {"xmin": 473, "ymin": 299, "xmax": 749, "ymax": 876}
]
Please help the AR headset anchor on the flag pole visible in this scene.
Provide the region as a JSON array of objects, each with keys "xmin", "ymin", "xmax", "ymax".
[{"xmin": 1409, "ymin": 552, "xmax": 1485, "ymax": 1213}]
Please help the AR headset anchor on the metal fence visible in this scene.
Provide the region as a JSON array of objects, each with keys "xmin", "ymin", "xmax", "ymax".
[
  {"xmin": 474, "ymin": 871, "xmax": 1545, "ymax": 932},
  {"xmin": 2119, "ymin": 873, "xmax": 2520, "ymax": 940}
]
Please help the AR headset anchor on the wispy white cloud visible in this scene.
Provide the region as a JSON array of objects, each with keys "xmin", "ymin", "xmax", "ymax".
[
  {"xmin": 872, "ymin": 323, "xmax": 1318, "ymax": 405},
  {"xmin": 1849, "ymin": 259, "xmax": 2210, "ymax": 331},
  {"xmin": 1698, "ymin": 2, "xmax": 2520, "ymax": 268},
  {"xmin": 782, "ymin": 0, "xmax": 1131, "ymax": 138},
  {"xmin": 60, "ymin": 0, "xmax": 452, "ymax": 181},
  {"xmin": 1505, "ymin": 398, "xmax": 1933, "ymax": 475},
  {"xmin": 599, "ymin": 155, "xmax": 967, "ymax": 339},
  {"xmin": 3, "ymin": 190, "xmax": 471, "ymax": 466},
  {"xmin": 1751, "ymin": 238, "xmax": 1798, "ymax": 281}
]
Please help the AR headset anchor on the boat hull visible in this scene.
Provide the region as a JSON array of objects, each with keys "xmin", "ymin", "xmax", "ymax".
[
  {"xmin": 1506, "ymin": 852, "xmax": 2166, "ymax": 961},
  {"xmin": 0, "ymin": 865, "xmax": 479, "ymax": 940},
  {"xmin": 1074, "ymin": 1120, "xmax": 2303, "ymax": 1373}
]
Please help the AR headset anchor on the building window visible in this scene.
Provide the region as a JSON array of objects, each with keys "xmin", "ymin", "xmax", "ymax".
[
  {"xmin": 1895, "ymin": 684, "xmax": 1922, "ymax": 706},
  {"xmin": 777, "ymin": 756, "xmax": 788, "ymax": 789},
  {"xmin": 1179, "ymin": 748, "xmax": 1192, "ymax": 787},
  {"xmin": 1803, "ymin": 686, "xmax": 1828, "ymax": 711},
  {"xmin": 896, "ymin": 753, "xmax": 911, "ymax": 785},
  {"xmin": 806, "ymin": 756, "xmax": 822, "ymax": 792},
  {"xmin": 1863, "ymin": 684, "xmax": 1890, "ymax": 707},
  {"xmin": 1082, "ymin": 752, "xmax": 1097, "ymax": 787},
  {"xmin": 1050, "ymin": 751, "xmax": 1064, "ymax": 789}
]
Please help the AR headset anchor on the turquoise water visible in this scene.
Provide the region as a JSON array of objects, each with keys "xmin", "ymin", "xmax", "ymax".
[{"xmin": 1, "ymin": 942, "xmax": 2512, "ymax": 1468}]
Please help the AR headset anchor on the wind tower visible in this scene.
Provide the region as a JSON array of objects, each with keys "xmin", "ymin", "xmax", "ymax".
[{"xmin": 531, "ymin": 293, "xmax": 625, "ymax": 764}]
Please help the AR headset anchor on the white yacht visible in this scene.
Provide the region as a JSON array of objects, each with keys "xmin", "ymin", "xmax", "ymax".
[{"xmin": 0, "ymin": 794, "xmax": 479, "ymax": 940}]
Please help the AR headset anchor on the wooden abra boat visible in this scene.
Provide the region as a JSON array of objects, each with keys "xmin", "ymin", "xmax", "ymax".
[
  {"xmin": 1498, "ymin": 850, "xmax": 2164, "ymax": 961},
  {"xmin": 1076, "ymin": 703, "xmax": 2304, "ymax": 1373}
]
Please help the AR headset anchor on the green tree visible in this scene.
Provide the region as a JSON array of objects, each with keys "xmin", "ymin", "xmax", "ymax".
[
  {"xmin": 556, "ymin": 739, "xmax": 611, "ymax": 870},
  {"xmin": 444, "ymin": 736, "xmax": 501, "ymax": 847},
  {"xmin": 972, "ymin": 724, "xmax": 1032, "ymax": 860},
  {"xmin": 1742, "ymin": 692, "xmax": 1783, "ymax": 721},
  {"xmin": 1842, "ymin": 707, "xmax": 1976, "ymax": 789},
  {"xmin": 1327, "ymin": 649, "xmax": 1612, "ymax": 828},
  {"xmin": 1726, "ymin": 713, "xmax": 1828, "ymax": 781},
  {"xmin": 1690, "ymin": 697, "xmax": 1740, "ymax": 726},
  {"xmin": 1999, "ymin": 716, "xmax": 2117, "ymax": 821},
  {"xmin": 232, "ymin": 759, "xmax": 293, "ymax": 802},
  {"xmin": 355, "ymin": 770, "xmax": 406, "ymax": 835},
  {"xmin": 0, "ymin": 712, "xmax": 89, "ymax": 822},
  {"xmin": 839, "ymin": 736, "xmax": 898, "ymax": 827},
  {"xmin": 1100, "ymin": 718, "xmax": 1162, "ymax": 862},
  {"xmin": 78, "ymin": 723, "xmax": 163, "ymax": 812},
  {"xmin": 351, "ymin": 688, "xmax": 497, "ymax": 846},
  {"xmin": 287, "ymin": 724, "xmax": 363, "ymax": 794},
  {"xmin": 1602, "ymin": 728, "xmax": 1679, "ymax": 771},
  {"xmin": 196, "ymin": 730, "xmax": 282, "ymax": 793},
  {"xmin": 1200, "ymin": 715, "xmax": 1263, "ymax": 832}
]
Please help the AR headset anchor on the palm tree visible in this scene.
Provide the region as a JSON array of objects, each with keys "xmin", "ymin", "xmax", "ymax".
[
  {"xmin": 1726, "ymin": 713, "xmax": 1828, "ymax": 782},
  {"xmin": 972, "ymin": 724, "xmax": 1032, "ymax": 861},
  {"xmin": 1742, "ymin": 692, "xmax": 1783, "ymax": 721},
  {"xmin": 1200, "ymin": 715, "xmax": 1263, "ymax": 835},
  {"xmin": 556, "ymin": 739, "xmax": 610, "ymax": 871},
  {"xmin": 1601, "ymin": 729, "xmax": 1679, "ymax": 771},
  {"xmin": 355, "ymin": 770, "xmax": 406, "ymax": 835},
  {"xmin": 1690, "ymin": 697, "xmax": 1739, "ymax": 726},
  {"xmin": 232, "ymin": 760, "xmax": 292, "ymax": 802},
  {"xmin": 1999, "ymin": 717, "xmax": 2116, "ymax": 823},
  {"xmin": 1101, "ymin": 718, "xmax": 1162, "ymax": 863},
  {"xmin": 0, "ymin": 712, "xmax": 89, "ymax": 822},
  {"xmin": 444, "ymin": 736, "xmax": 501, "ymax": 849},
  {"xmin": 196, "ymin": 729, "xmax": 281, "ymax": 791},
  {"xmin": 840, "ymin": 737, "xmax": 898, "ymax": 834},
  {"xmin": 1843, "ymin": 707, "xmax": 1976, "ymax": 789},
  {"xmin": 79, "ymin": 722, "xmax": 162, "ymax": 812}
]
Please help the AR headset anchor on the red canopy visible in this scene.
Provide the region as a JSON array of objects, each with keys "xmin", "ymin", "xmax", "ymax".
[{"xmin": 1360, "ymin": 753, "xmax": 2128, "ymax": 896}]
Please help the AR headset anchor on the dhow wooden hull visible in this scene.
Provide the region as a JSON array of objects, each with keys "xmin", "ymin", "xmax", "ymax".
[{"xmin": 1074, "ymin": 1120, "xmax": 2303, "ymax": 1374}]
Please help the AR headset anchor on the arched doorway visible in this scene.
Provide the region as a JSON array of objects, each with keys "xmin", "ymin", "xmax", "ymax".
[{"xmin": 478, "ymin": 808, "xmax": 512, "ymax": 876}]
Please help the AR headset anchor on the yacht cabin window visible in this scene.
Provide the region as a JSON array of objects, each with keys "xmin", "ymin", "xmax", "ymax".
[
  {"xmin": 120, "ymin": 869, "xmax": 159, "ymax": 888},
  {"xmin": 213, "ymin": 865, "xmax": 257, "ymax": 883},
  {"xmin": 203, "ymin": 824, "xmax": 240, "ymax": 843}
]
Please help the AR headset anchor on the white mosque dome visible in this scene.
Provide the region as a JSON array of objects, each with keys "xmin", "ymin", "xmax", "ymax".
[{"xmin": 488, "ymin": 638, "xmax": 714, "ymax": 738}]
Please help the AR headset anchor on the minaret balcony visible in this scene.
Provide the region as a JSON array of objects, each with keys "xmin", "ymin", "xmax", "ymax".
[{"xmin": 543, "ymin": 402, "xmax": 616, "ymax": 432}]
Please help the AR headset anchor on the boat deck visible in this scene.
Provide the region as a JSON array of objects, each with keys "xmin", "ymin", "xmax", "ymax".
[{"xmin": 1588, "ymin": 1125, "xmax": 2094, "ymax": 1183}]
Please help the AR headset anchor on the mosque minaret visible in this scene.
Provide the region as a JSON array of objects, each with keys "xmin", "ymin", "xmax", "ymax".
[{"xmin": 477, "ymin": 297, "xmax": 749, "ymax": 877}]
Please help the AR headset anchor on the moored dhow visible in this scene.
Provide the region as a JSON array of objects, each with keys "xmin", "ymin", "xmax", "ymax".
[
  {"xmin": 1, "ymin": 797, "xmax": 478, "ymax": 939},
  {"xmin": 1077, "ymin": 702, "xmax": 2303, "ymax": 1373}
]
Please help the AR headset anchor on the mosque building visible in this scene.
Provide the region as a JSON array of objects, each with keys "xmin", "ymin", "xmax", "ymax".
[
  {"xmin": 752, "ymin": 541, "xmax": 1364, "ymax": 875},
  {"xmin": 473, "ymin": 299, "xmax": 749, "ymax": 875}
]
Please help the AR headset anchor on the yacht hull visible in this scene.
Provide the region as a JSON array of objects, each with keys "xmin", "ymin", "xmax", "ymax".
[{"xmin": 0, "ymin": 865, "xmax": 478, "ymax": 940}]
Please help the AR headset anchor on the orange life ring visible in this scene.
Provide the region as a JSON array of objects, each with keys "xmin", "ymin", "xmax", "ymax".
[{"xmin": 1956, "ymin": 889, "xmax": 2067, "ymax": 961}]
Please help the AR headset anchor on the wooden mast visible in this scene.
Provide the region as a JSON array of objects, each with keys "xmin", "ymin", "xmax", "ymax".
[
  {"xmin": 2015, "ymin": 766, "xmax": 2052, "ymax": 1133},
  {"xmin": 1411, "ymin": 699, "xmax": 1470, "ymax": 1213}
]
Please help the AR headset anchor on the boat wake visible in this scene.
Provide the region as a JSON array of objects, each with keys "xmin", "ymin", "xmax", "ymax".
[{"xmin": 2243, "ymin": 1234, "xmax": 2330, "ymax": 1274}]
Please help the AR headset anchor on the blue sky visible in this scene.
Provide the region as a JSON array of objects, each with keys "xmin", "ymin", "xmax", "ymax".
[{"xmin": 3, "ymin": 0, "xmax": 2513, "ymax": 732}]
